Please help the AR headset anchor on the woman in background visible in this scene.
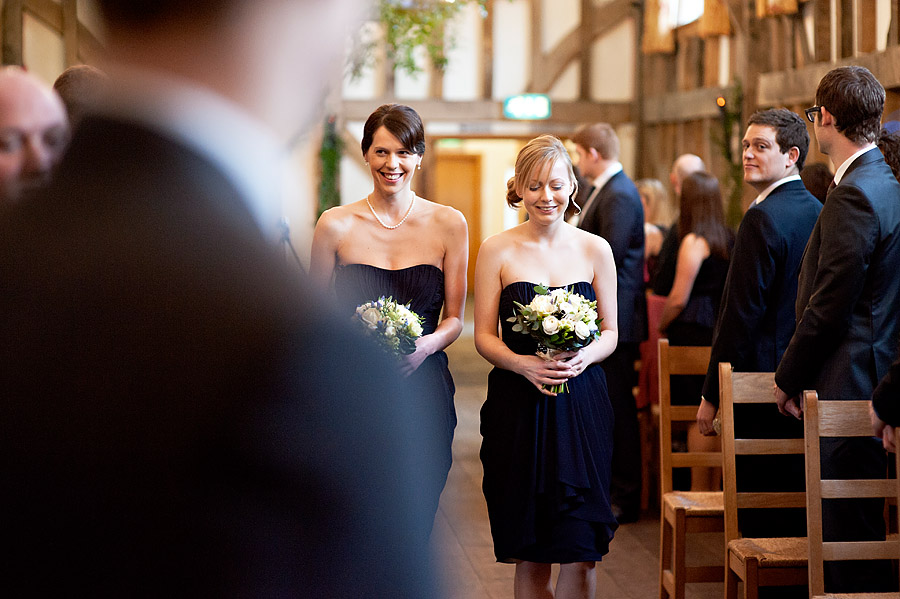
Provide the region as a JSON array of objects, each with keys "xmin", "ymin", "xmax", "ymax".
[
  {"xmin": 659, "ymin": 171, "xmax": 733, "ymax": 491},
  {"xmin": 635, "ymin": 178, "xmax": 673, "ymax": 287},
  {"xmin": 475, "ymin": 135, "xmax": 618, "ymax": 599},
  {"xmin": 310, "ymin": 103, "xmax": 468, "ymax": 529}
]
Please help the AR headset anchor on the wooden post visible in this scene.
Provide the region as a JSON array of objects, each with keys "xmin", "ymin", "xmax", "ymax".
[
  {"xmin": 813, "ymin": 0, "xmax": 831, "ymax": 62},
  {"xmin": 482, "ymin": 0, "xmax": 493, "ymax": 99},
  {"xmin": 2, "ymin": 0, "xmax": 23, "ymax": 67},
  {"xmin": 580, "ymin": 0, "xmax": 593, "ymax": 101}
]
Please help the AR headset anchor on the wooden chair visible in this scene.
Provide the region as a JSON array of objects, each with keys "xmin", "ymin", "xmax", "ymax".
[
  {"xmin": 720, "ymin": 364, "xmax": 808, "ymax": 599},
  {"xmin": 803, "ymin": 390, "xmax": 900, "ymax": 598},
  {"xmin": 658, "ymin": 339, "xmax": 723, "ymax": 599}
]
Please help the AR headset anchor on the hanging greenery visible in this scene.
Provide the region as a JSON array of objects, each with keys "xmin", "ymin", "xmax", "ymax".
[
  {"xmin": 350, "ymin": 0, "xmax": 488, "ymax": 78},
  {"xmin": 712, "ymin": 81, "xmax": 745, "ymax": 229},
  {"xmin": 318, "ymin": 115, "xmax": 343, "ymax": 218}
]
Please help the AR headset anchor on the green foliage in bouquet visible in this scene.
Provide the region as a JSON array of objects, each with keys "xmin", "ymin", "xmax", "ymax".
[
  {"xmin": 506, "ymin": 284, "xmax": 602, "ymax": 352},
  {"xmin": 355, "ymin": 296, "xmax": 424, "ymax": 356}
]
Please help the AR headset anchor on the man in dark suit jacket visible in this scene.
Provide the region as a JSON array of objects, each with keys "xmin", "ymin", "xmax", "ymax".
[
  {"xmin": 572, "ymin": 123, "xmax": 646, "ymax": 522},
  {"xmin": 698, "ymin": 109, "xmax": 821, "ymax": 541},
  {"xmin": 775, "ymin": 66, "xmax": 900, "ymax": 593},
  {"xmin": 0, "ymin": 1, "xmax": 439, "ymax": 596}
]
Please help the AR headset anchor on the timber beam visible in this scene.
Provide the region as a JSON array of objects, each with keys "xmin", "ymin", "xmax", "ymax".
[{"xmin": 643, "ymin": 86, "xmax": 732, "ymax": 124}]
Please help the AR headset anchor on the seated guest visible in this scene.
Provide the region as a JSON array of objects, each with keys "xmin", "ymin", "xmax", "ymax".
[
  {"xmin": 0, "ymin": 67, "xmax": 68, "ymax": 204},
  {"xmin": 659, "ymin": 171, "xmax": 733, "ymax": 490}
]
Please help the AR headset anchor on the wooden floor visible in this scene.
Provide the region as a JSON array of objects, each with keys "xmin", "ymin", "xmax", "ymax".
[{"xmin": 431, "ymin": 324, "xmax": 724, "ymax": 599}]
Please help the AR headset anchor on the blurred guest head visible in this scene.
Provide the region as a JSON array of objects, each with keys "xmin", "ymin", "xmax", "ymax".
[
  {"xmin": 679, "ymin": 171, "xmax": 730, "ymax": 259},
  {"xmin": 877, "ymin": 127, "xmax": 900, "ymax": 184},
  {"xmin": 53, "ymin": 65, "xmax": 109, "ymax": 127},
  {"xmin": 669, "ymin": 153, "xmax": 705, "ymax": 199},
  {"xmin": 0, "ymin": 67, "xmax": 68, "ymax": 204},
  {"xmin": 800, "ymin": 162, "xmax": 833, "ymax": 204},
  {"xmin": 742, "ymin": 108, "xmax": 808, "ymax": 193},
  {"xmin": 571, "ymin": 123, "xmax": 619, "ymax": 179},
  {"xmin": 636, "ymin": 178, "xmax": 672, "ymax": 226}
]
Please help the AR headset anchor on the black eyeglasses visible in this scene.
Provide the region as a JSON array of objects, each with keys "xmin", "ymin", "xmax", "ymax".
[{"xmin": 805, "ymin": 106, "xmax": 822, "ymax": 123}]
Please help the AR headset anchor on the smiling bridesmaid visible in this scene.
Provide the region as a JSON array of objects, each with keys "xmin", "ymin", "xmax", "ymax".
[{"xmin": 310, "ymin": 103, "xmax": 468, "ymax": 529}]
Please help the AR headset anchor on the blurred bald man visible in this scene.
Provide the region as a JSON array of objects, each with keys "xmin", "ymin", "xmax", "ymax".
[
  {"xmin": 0, "ymin": 1, "xmax": 438, "ymax": 597},
  {"xmin": 653, "ymin": 153, "xmax": 707, "ymax": 296},
  {"xmin": 0, "ymin": 67, "xmax": 68, "ymax": 204}
]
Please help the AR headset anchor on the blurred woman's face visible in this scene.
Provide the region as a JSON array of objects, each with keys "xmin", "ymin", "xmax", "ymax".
[
  {"xmin": 522, "ymin": 158, "xmax": 573, "ymax": 224},
  {"xmin": 365, "ymin": 126, "xmax": 421, "ymax": 197}
]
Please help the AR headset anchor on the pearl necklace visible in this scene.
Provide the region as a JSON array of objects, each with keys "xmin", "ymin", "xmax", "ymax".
[{"xmin": 366, "ymin": 194, "xmax": 416, "ymax": 230}]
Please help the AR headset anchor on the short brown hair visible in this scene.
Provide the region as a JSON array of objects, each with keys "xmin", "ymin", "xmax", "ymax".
[
  {"xmin": 361, "ymin": 104, "xmax": 425, "ymax": 157},
  {"xmin": 506, "ymin": 135, "xmax": 578, "ymax": 208},
  {"xmin": 748, "ymin": 108, "xmax": 810, "ymax": 171},
  {"xmin": 816, "ymin": 66, "xmax": 884, "ymax": 145},
  {"xmin": 570, "ymin": 123, "xmax": 619, "ymax": 161}
]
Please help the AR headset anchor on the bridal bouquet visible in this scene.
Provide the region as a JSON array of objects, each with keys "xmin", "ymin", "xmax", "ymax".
[
  {"xmin": 354, "ymin": 296, "xmax": 424, "ymax": 357},
  {"xmin": 506, "ymin": 284, "xmax": 603, "ymax": 393}
]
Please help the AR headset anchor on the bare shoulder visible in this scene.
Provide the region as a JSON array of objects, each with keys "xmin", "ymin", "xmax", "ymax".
[
  {"xmin": 573, "ymin": 224, "xmax": 613, "ymax": 258},
  {"xmin": 478, "ymin": 227, "xmax": 518, "ymax": 260},
  {"xmin": 419, "ymin": 198, "xmax": 467, "ymax": 230},
  {"xmin": 316, "ymin": 200, "xmax": 365, "ymax": 234}
]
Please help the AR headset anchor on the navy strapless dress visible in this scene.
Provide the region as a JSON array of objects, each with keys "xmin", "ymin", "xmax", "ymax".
[
  {"xmin": 333, "ymin": 263, "xmax": 457, "ymax": 520},
  {"xmin": 480, "ymin": 281, "xmax": 617, "ymax": 563}
]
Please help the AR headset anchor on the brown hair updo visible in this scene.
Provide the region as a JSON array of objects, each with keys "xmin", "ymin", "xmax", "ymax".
[
  {"xmin": 361, "ymin": 103, "xmax": 425, "ymax": 157},
  {"xmin": 506, "ymin": 135, "xmax": 578, "ymax": 209}
]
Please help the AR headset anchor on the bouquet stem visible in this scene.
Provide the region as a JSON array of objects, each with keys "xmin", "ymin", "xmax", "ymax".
[{"xmin": 536, "ymin": 344, "xmax": 568, "ymax": 395}]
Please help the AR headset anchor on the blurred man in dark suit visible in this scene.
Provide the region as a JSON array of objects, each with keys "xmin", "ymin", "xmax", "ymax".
[
  {"xmin": 572, "ymin": 123, "xmax": 646, "ymax": 522},
  {"xmin": 0, "ymin": 66, "xmax": 68, "ymax": 204},
  {"xmin": 776, "ymin": 65, "xmax": 900, "ymax": 593},
  {"xmin": 0, "ymin": 1, "xmax": 439, "ymax": 597},
  {"xmin": 699, "ymin": 109, "xmax": 820, "ymax": 547}
]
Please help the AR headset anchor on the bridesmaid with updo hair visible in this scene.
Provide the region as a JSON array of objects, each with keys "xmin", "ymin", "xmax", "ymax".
[
  {"xmin": 310, "ymin": 103, "xmax": 468, "ymax": 530},
  {"xmin": 475, "ymin": 134, "xmax": 619, "ymax": 598}
]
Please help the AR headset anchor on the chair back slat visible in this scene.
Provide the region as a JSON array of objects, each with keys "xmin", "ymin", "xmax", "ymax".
[
  {"xmin": 730, "ymin": 372, "xmax": 774, "ymax": 403},
  {"xmin": 658, "ymin": 339, "xmax": 712, "ymax": 494},
  {"xmin": 803, "ymin": 390, "xmax": 900, "ymax": 596},
  {"xmin": 734, "ymin": 439, "xmax": 805, "ymax": 455},
  {"xmin": 735, "ymin": 492, "xmax": 807, "ymax": 509}
]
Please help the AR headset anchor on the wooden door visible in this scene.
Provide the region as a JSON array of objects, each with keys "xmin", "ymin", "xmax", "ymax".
[{"xmin": 431, "ymin": 153, "xmax": 481, "ymax": 291}]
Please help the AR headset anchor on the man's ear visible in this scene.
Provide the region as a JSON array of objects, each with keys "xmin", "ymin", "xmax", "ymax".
[
  {"xmin": 819, "ymin": 106, "xmax": 835, "ymax": 127},
  {"xmin": 787, "ymin": 146, "xmax": 800, "ymax": 167}
]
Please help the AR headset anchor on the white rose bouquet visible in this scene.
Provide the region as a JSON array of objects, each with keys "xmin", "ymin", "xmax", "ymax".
[
  {"xmin": 354, "ymin": 296, "xmax": 424, "ymax": 357},
  {"xmin": 506, "ymin": 284, "xmax": 603, "ymax": 393}
]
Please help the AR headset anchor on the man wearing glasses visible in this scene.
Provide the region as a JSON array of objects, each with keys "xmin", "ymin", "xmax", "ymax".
[{"xmin": 776, "ymin": 65, "xmax": 900, "ymax": 593}]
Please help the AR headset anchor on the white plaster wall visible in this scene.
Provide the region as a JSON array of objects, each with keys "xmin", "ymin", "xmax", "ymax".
[
  {"xmin": 877, "ymin": 0, "xmax": 891, "ymax": 52},
  {"xmin": 541, "ymin": 0, "xmax": 581, "ymax": 54},
  {"xmin": 590, "ymin": 17, "xmax": 635, "ymax": 101},
  {"xmin": 24, "ymin": 14, "xmax": 65, "ymax": 86},
  {"xmin": 617, "ymin": 122, "xmax": 636, "ymax": 177},
  {"xmin": 394, "ymin": 45, "xmax": 431, "ymax": 99},
  {"xmin": 493, "ymin": 0, "xmax": 531, "ymax": 99},
  {"xmin": 343, "ymin": 22, "xmax": 383, "ymax": 100},
  {"xmin": 443, "ymin": 3, "xmax": 483, "ymax": 100},
  {"xmin": 549, "ymin": 61, "xmax": 580, "ymax": 101}
]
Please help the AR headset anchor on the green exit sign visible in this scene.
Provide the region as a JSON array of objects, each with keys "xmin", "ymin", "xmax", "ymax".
[{"xmin": 503, "ymin": 94, "xmax": 551, "ymax": 120}]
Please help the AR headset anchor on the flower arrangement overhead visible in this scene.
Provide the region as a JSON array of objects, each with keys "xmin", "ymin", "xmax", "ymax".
[{"xmin": 350, "ymin": 0, "xmax": 488, "ymax": 78}]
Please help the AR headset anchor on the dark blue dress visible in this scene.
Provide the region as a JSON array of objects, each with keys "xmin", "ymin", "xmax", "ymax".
[
  {"xmin": 333, "ymin": 263, "xmax": 457, "ymax": 521},
  {"xmin": 480, "ymin": 281, "xmax": 617, "ymax": 563}
]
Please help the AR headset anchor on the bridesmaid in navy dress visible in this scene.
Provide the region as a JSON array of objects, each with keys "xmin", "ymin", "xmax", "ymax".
[
  {"xmin": 310, "ymin": 104, "xmax": 468, "ymax": 527},
  {"xmin": 474, "ymin": 135, "xmax": 619, "ymax": 598}
]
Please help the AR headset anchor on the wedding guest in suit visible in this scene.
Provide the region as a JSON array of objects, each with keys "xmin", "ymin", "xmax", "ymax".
[
  {"xmin": 776, "ymin": 65, "xmax": 900, "ymax": 593},
  {"xmin": 0, "ymin": 67, "xmax": 68, "ymax": 204},
  {"xmin": 658, "ymin": 171, "xmax": 733, "ymax": 491},
  {"xmin": 52, "ymin": 64, "xmax": 109, "ymax": 128},
  {"xmin": 698, "ymin": 109, "xmax": 821, "ymax": 542},
  {"xmin": 653, "ymin": 154, "xmax": 706, "ymax": 296},
  {"xmin": 572, "ymin": 123, "xmax": 646, "ymax": 523},
  {"xmin": 0, "ymin": 1, "xmax": 439, "ymax": 597}
]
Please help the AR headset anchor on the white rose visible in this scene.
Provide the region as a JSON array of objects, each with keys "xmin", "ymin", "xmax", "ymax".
[
  {"xmin": 550, "ymin": 288, "xmax": 567, "ymax": 300},
  {"xmin": 560, "ymin": 316, "xmax": 577, "ymax": 331},
  {"xmin": 409, "ymin": 321, "xmax": 423, "ymax": 337},
  {"xmin": 574, "ymin": 320, "xmax": 591, "ymax": 339},
  {"xmin": 361, "ymin": 307, "xmax": 381, "ymax": 329},
  {"xmin": 559, "ymin": 301, "xmax": 575, "ymax": 314},
  {"xmin": 542, "ymin": 315, "xmax": 560, "ymax": 335},
  {"xmin": 384, "ymin": 324, "xmax": 396, "ymax": 338},
  {"xmin": 531, "ymin": 295, "xmax": 554, "ymax": 315}
]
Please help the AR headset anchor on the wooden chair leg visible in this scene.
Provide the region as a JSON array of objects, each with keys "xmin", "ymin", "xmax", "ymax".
[
  {"xmin": 725, "ymin": 554, "xmax": 739, "ymax": 599},
  {"xmin": 659, "ymin": 512, "xmax": 672, "ymax": 599},
  {"xmin": 673, "ymin": 509, "xmax": 687, "ymax": 599},
  {"xmin": 743, "ymin": 559, "xmax": 758, "ymax": 599}
]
